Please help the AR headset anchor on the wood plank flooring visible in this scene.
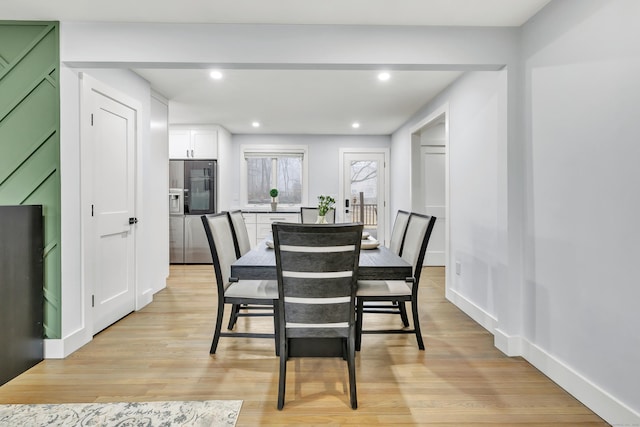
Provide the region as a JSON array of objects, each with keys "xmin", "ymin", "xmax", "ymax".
[{"xmin": 0, "ymin": 266, "xmax": 608, "ymax": 425}]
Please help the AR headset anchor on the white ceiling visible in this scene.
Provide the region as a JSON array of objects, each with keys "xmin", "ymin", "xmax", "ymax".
[
  {"xmin": 134, "ymin": 68, "xmax": 465, "ymax": 135},
  {"xmin": 4, "ymin": 0, "xmax": 551, "ymax": 134}
]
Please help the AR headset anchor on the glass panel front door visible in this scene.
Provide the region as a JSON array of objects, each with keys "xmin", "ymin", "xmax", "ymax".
[{"xmin": 342, "ymin": 152, "xmax": 385, "ymax": 242}]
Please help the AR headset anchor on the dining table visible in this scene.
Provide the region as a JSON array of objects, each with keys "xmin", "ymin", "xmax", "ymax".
[{"xmin": 230, "ymin": 237, "xmax": 412, "ymax": 357}]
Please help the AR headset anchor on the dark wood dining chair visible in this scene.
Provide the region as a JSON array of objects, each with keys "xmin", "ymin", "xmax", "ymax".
[
  {"xmin": 226, "ymin": 210, "xmax": 273, "ymax": 330},
  {"xmin": 272, "ymin": 222, "xmax": 363, "ymax": 410},
  {"xmin": 201, "ymin": 213, "xmax": 279, "ymax": 354},
  {"xmin": 355, "ymin": 212, "xmax": 436, "ymax": 350},
  {"xmin": 300, "ymin": 207, "xmax": 336, "ymax": 224}
]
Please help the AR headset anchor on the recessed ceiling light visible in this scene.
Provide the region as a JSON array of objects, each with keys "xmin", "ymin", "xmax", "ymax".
[
  {"xmin": 377, "ymin": 72, "xmax": 391, "ymax": 81},
  {"xmin": 352, "ymin": 122, "xmax": 360, "ymax": 129},
  {"xmin": 252, "ymin": 121, "xmax": 261, "ymax": 128},
  {"xmin": 209, "ymin": 70, "xmax": 223, "ymax": 80}
]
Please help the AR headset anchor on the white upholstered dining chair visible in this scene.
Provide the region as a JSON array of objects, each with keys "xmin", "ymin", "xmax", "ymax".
[
  {"xmin": 226, "ymin": 210, "xmax": 272, "ymax": 330},
  {"xmin": 201, "ymin": 212, "xmax": 279, "ymax": 354},
  {"xmin": 359, "ymin": 209, "xmax": 412, "ymax": 328},
  {"xmin": 355, "ymin": 212, "xmax": 436, "ymax": 350}
]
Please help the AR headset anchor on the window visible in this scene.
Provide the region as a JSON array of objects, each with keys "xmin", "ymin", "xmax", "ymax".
[{"xmin": 241, "ymin": 145, "xmax": 308, "ymax": 207}]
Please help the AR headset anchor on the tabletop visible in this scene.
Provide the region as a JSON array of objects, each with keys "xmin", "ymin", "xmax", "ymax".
[{"xmin": 231, "ymin": 240, "xmax": 412, "ymax": 281}]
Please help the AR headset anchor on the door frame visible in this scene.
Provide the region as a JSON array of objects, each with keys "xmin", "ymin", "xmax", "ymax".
[
  {"xmin": 80, "ymin": 73, "xmax": 143, "ymax": 338},
  {"xmin": 338, "ymin": 148, "xmax": 390, "ymax": 245},
  {"xmin": 410, "ymin": 103, "xmax": 450, "ymax": 284}
]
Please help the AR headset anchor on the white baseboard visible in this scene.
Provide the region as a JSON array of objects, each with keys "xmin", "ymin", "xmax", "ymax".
[
  {"xmin": 446, "ymin": 288, "xmax": 640, "ymax": 426},
  {"xmin": 137, "ymin": 287, "xmax": 154, "ymax": 310},
  {"xmin": 445, "ymin": 286, "xmax": 497, "ymax": 333},
  {"xmin": 45, "ymin": 288, "xmax": 158, "ymax": 359},
  {"xmin": 44, "ymin": 327, "xmax": 92, "ymax": 359},
  {"xmin": 493, "ymin": 327, "xmax": 522, "ymax": 357},
  {"xmin": 520, "ymin": 340, "xmax": 640, "ymax": 426}
]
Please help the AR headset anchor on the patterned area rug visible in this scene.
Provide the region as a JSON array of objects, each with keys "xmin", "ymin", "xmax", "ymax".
[{"xmin": 0, "ymin": 400, "xmax": 242, "ymax": 427}]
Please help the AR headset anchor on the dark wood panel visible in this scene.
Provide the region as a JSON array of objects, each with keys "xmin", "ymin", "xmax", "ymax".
[{"xmin": 0, "ymin": 205, "xmax": 44, "ymax": 386}]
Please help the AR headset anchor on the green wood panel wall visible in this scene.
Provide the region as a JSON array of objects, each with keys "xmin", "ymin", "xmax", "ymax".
[{"xmin": 0, "ymin": 22, "xmax": 60, "ymax": 339}]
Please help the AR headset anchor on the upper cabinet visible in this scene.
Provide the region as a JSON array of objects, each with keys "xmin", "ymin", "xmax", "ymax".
[{"xmin": 169, "ymin": 125, "xmax": 218, "ymax": 159}]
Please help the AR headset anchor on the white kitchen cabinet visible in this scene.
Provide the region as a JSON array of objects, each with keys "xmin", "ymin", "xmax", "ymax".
[
  {"xmin": 241, "ymin": 212, "xmax": 299, "ymax": 248},
  {"xmin": 257, "ymin": 213, "xmax": 300, "ymax": 241},
  {"xmin": 169, "ymin": 128, "xmax": 218, "ymax": 159},
  {"xmin": 241, "ymin": 213, "xmax": 258, "ymax": 248}
]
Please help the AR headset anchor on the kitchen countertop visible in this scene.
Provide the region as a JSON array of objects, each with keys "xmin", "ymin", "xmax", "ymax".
[{"xmin": 241, "ymin": 209, "xmax": 300, "ymax": 214}]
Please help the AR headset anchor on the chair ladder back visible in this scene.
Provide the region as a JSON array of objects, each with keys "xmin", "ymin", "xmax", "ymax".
[
  {"xmin": 300, "ymin": 207, "xmax": 336, "ymax": 224},
  {"xmin": 273, "ymin": 223, "xmax": 362, "ymax": 338}
]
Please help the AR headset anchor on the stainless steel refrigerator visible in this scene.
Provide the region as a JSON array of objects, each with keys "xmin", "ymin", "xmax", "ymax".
[{"xmin": 169, "ymin": 159, "xmax": 216, "ymax": 263}]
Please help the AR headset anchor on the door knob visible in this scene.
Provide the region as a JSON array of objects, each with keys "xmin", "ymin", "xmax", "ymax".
[{"xmin": 129, "ymin": 217, "xmax": 139, "ymax": 225}]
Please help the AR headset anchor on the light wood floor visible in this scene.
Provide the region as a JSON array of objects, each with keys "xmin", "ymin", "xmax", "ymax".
[{"xmin": 0, "ymin": 266, "xmax": 607, "ymax": 426}]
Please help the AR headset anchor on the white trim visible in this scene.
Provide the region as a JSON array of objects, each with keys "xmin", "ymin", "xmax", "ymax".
[
  {"xmin": 150, "ymin": 89, "xmax": 168, "ymax": 105},
  {"xmin": 493, "ymin": 328, "xmax": 523, "ymax": 357},
  {"xmin": 445, "ymin": 286, "xmax": 497, "ymax": 334},
  {"xmin": 450, "ymin": 288, "xmax": 640, "ymax": 426},
  {"xmin": 520, "ymin": 340, "xmax": 640, "ymax": 426},
  {"xmin": 44, "ymin": 328, "xmax": 92, "ymax": 359}
]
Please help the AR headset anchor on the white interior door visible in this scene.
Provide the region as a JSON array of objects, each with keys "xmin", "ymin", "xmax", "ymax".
[
  {"xmin": 421, "ymin": 145, "xmax": 446, "ymax": 265},
  {"xmin": 84, "ymin": 77, "xmax": 137, "ymax": 334},
  {"xmin": 341, "ymin": 151, "xmax": 386, "ymax": 244}
]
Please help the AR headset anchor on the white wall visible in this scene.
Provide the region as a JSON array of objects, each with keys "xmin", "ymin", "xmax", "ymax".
[
  {"xmin": 230, "ymin": 134, "xmax": 390, "ymax": 209},
  {"xmin": 521, "ymin": 0, "xmax": 640, "ymax": 421},
  {"xmin": 216, "ymin": 126, "xmax": 233, "ymax": 212},
  {"xmin": 149, "ymin": 92, "xmax": 170, "ymax": 292},
  {"xmin": 389, "ymin": 1, "xmax": 640, "ymax": 423},
  {"xmin": 391, "ymin": 69, "xmax": 508, "ymax": 337}
]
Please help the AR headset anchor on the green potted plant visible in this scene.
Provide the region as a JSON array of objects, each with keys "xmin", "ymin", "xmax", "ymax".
[
  {"xmin": 316, "ymin": 195, "xmax": 336, "ymax": 223},
  {"xmin": 269, "ymin": 188, "xmax": 279, "ymax": 211}
]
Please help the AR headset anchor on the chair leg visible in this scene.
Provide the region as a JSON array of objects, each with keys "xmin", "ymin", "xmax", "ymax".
[
  {"xmin": 227, "ymin": 303, "xmax": 241, "ymax": 330},
  {"xmin": 277, "ymin": 339, "xmax": 288, "ymax": 410},
  {"xmin": 210, "ymin": 300, "xmax": 225, "ymax": 354},
  {"xmin": 411, "ymin": 296, "xmax": 425, "ymax": 350},
  {"xmin": 347, "ymin": 332, "xmax": 358, "ymax": 409},
  {"xmin": 397, "ymin": 300, "xmax": 410, "ymax": 327},
  {"xmin": 355, "ymin": 298, "xmax": 364, "ymax": 351}
]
